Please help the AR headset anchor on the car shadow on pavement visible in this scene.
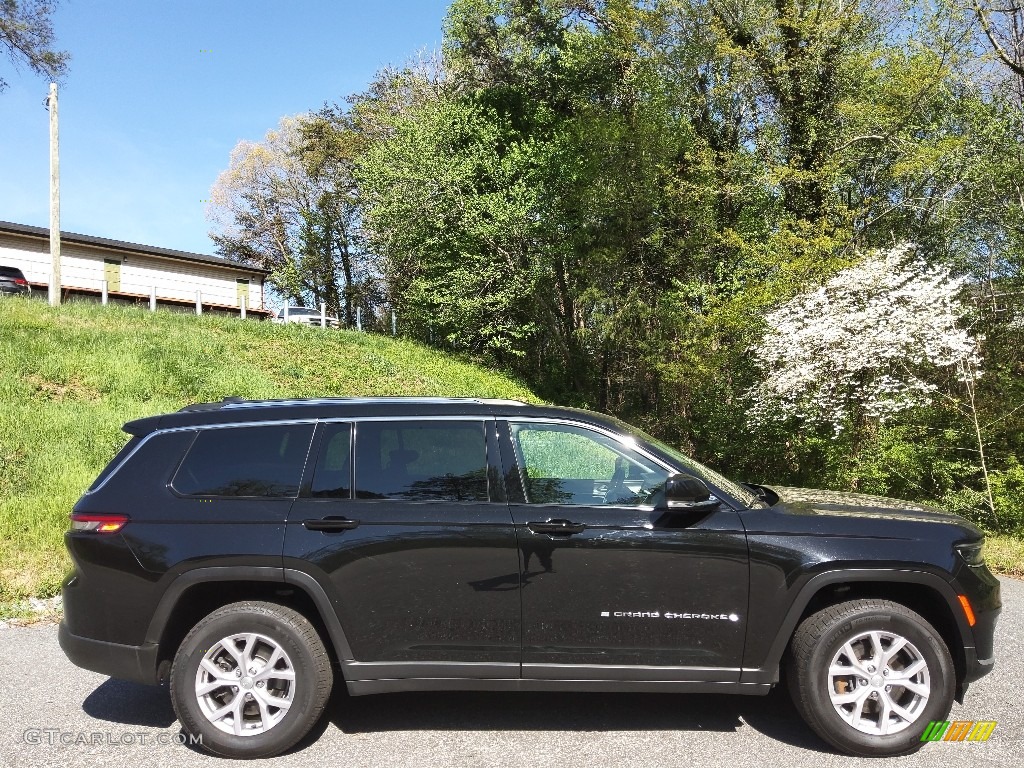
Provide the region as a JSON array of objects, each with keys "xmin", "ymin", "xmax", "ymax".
[
  {"xmin": 321, "ymin": 684, "xmax": 832, "ymax": 754},
  {"xmin": 82, "ymin": 680, "xmax": 178, "ymax": 728},
  {"xmin": 76, "ymin": 677, "xmax": 833, "ymax": 756},
  {"xmin": 734, "ymin": 687, "xmax": 833, "ymax": 752}
]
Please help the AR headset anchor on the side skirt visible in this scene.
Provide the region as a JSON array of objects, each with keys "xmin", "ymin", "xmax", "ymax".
[
  {"xmin": 340, "ymin": 662, "xmax": 770, "ymax": 697},
  {"xmin": 345, "ymin": 678, "xmax": 773, "ymax": 696}
]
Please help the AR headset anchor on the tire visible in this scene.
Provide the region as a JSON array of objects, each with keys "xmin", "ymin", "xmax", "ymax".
[
  {"xmin": 170, "ymin": 601, "xmax": 333, "ymax": 759},
  {"xmin": 787, "ymin": 598, "xmax": 955, "ymax": 757}
]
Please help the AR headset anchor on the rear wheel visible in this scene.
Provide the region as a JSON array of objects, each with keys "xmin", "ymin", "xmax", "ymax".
[
  {"xmin": 170, "ymin": 601, "xmax": 333, "ymax": 759},
  {"xmin": 787, "ymin": 598, "xmax": 955, "ymax": 756}
]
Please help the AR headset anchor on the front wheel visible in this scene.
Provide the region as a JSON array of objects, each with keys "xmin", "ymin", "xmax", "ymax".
[
  {"xmin": 787, "ymin": 598, "xmax": 955, "ymax": 756},
  {"xmin": 170, "ymin": 601, "xmax": 333, "ymax": 759}
]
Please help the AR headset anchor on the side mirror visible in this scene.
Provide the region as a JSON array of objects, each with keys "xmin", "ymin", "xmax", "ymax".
[{"xmin": 662, "ymin": 474, "xmax": 721, "ymax": 513}]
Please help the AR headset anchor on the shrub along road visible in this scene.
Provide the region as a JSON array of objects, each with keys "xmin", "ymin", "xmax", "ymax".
[{"xmin": 0, "ymin": 578, "xmax": 1020, "ymax": 768}]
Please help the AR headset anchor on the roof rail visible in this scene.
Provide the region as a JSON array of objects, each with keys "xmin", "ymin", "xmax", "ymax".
[
  {"xmin": 216, "ymin": 396, "xmax": 529, "ymax": 410},
  {"xmin": 178, "ymin": 397, "xmax": 244, "ymax": 413}
]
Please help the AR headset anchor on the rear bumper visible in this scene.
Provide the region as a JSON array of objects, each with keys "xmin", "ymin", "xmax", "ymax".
[{"xmin": 58, "ymin": 621, "xmax": 161, "ymax": 685}]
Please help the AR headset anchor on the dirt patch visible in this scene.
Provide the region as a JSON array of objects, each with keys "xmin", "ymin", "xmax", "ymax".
[
  {"xmin": 24, "ymin": 373, "xmax": 101, "ymax": 402},
  {"xmin": 0, "ymin": 596, "xmax": 62, "ymax": 627}
]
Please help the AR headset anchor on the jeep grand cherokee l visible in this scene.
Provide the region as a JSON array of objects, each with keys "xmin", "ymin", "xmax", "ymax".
[{"xmin": 59, "ymin": 397, "xmax": 1000, "ymax": 759}]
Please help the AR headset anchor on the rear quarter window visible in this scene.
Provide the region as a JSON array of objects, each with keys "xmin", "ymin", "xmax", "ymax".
[
  {"xmin": 172, "ymin": 424, "xmax": 315, "ymax": 498},
  {"xmin": 87, "ymin": 435, "xmax": 142, "ymax": 492}
]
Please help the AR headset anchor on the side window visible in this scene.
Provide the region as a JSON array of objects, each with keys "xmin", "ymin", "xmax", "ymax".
[
  {"xmin": 510, "ymin": 422, "xmax": 669, "ymax": 506},
  {"xmin": 355, "ymin": 420, "xmax": 489, "ymax": 502},
  {"xmin": 172, "ymin": 424, "xmax": 314, "ymax": 498},
  {"xmin": 310, "ymin": 423, "xmax": 352, "ymax": 498},
  {"xmin": 87, "ymin": 435, "xmax": 142, "ymax": 491}
]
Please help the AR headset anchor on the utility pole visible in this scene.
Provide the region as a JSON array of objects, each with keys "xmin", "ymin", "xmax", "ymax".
[{"xmin": 48, "ymin": 83, "xmax": 61, "ymax": 307}]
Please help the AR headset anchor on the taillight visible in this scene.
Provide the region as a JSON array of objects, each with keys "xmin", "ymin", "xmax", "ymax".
[
  {"xmin": 70, "ymin": 512, "xmax": 129, "ymax": 533},
  {"xmin": 14, "ymin": 278, "xmax": 27, "ymax": 286}
]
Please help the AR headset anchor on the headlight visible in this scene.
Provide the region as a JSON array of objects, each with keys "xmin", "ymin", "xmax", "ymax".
[{"xmin": 955, "ymin": 541, "xmax": 986, "ymax": 566}]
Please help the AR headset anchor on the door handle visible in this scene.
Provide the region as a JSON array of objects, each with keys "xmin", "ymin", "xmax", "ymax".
[
  {"xmin": 528, "ymin": 519, "xmax": 585, "ymax": 535},
  {"xmin": 303, "ymin": 516, "xmax": 359, "ymax": 532}
]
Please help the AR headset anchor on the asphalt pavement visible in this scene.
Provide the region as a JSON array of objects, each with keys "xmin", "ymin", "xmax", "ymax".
[{"xmin": 1, "ymin": 578, "xmax": 1021, "ymax": 768}]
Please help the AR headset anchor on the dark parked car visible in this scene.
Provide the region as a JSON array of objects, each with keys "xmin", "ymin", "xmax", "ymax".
[
  {"xmin": 59, "ymin": 397, "xmax": 1000, "ymax": 759},
  {"xmin": 0, "ymin": 265, "xmax": 30, "ymax": 295}
]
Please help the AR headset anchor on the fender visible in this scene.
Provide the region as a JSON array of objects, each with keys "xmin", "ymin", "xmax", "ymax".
[
  {"xmin": 143, "ymin": 566, "xmax": 355, "ymax": 663},
  {"xmin": 283, "ymin": 568, "xmax": 354, "ymax": 660},
  {"xmin": 739, "ymin": 567, "xmax": 972, "ymax": 685}
]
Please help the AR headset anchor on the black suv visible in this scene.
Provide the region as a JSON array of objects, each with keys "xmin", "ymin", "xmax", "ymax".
[
  {"xmin": 59, "ymin": 397, "xmax": 1000, "ymax": 759},
  {"xmin": 0, "ymin": 265, "xmax": 31, "ymax": 295}
]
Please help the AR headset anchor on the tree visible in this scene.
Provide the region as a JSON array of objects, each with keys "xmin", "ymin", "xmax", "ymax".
[
  {"xmin": 709, "ymin": 0, "xmax": 872, "ymax": 225},
  {"xmin": 748, "ymin": 243, "xmax": 981, "ymax": 432},
  {"xmin": 0, "ymin": 0, "xmax": 69, "ymax": 91},
  {"xmin": 208, "ymin": 115, "xmax": 371, "ymax": 321},
  {"xmin": 356, "ymin": 93, "xmax": 545, "ymax": 359},
  {"xmin": 972, "ymin": 0, "xmax": 1024, "ymax": 78},
  {"xmin": 747, "ymin": 243, "xmax": 1000, "ymax": 511}
]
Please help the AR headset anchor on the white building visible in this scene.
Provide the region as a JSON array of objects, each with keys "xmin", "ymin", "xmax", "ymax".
[{"xmin": 0, "ymin": 221, "xmax": 270, "ymax": 316}]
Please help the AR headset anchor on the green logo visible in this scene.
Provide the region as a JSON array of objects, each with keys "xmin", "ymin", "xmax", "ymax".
[{"xmin": 921, "ymin": 720, "xmax": 996, "ymax": 742}]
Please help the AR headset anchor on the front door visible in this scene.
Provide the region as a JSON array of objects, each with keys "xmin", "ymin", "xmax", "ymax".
[
  {"xmin": 499, "ymin": 419, "xmax": 749, "ymax": 680},
  {"xmin": 103, "ymin": 258, "xmax": 121, "ymax": 292},
  {"xmin": 236, "ymin": 278, "xmax": 249, "ymax": 308},
  {"xmin": 284, "ymin": 418, "xmax": 521, "ymax": 680}
]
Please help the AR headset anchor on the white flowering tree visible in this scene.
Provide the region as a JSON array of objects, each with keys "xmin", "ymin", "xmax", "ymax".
[
  {"xmin": 749, "ymin": 243, "xmax": 982, "ymax": 431},
  {"xmin": 748, "ymin": 242, "xmax": 994, "ymax": 514}
]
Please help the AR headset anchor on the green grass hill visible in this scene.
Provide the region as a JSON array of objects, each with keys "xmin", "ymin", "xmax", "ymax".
[{"xmin": 0, "ymin": 298, "xmax": 537, "ymax": 607}]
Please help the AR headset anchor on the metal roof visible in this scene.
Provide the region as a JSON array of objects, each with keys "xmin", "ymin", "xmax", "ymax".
[{"xmin": 0, "ymin": 220, "xmax": 270, "ymax": 275}]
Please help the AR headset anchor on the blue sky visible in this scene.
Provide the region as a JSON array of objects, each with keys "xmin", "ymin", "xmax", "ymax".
[{"xmin": 0, "ymin": 0, "xmax": 452, "ymax": 254}]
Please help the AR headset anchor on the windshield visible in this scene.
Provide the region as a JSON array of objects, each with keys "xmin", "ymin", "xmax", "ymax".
[{"xmin": 606, "ymin": 417, "xmax": 762, "ymax": 508}]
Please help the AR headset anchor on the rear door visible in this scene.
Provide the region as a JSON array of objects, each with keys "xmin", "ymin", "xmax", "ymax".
[
  {"xmin": 499, "ymin": 418, "xmax": 749, "ymax": 680},
  {"xmin": 283, "ymin": 417, "xmax": 521, "ymax": 679}
]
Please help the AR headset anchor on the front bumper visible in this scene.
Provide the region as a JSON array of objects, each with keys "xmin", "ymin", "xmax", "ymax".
[
  {"xmin": 58, "ymin": 621, "xmax": 161, "ymax": 685},
  {"xmin": 963, "ymin": 645, "xmax": 995, "ymax": 685},
  {"xmin": 951, "ymin": 559, "xmax": 1000, "ymax": 698}
]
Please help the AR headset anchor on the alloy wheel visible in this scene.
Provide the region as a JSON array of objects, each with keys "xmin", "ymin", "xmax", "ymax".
[
  {"xmin": 827, "ymin": 630, "xmax": 931, "ymax": 736},
  {"xmin": 193, "ymin": 632, "xmax": 296, "ymax": 736}
]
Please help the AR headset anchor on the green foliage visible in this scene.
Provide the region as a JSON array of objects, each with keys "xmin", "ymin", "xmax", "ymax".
[
  {"xmin": 0, "ymin": 298, "xmax": 536, "ymax": 602},
  {"xmin": 357, "ymin": 95, "xmax": 544, "ymax": 358},
  {"xmin": 989, "ymin": 458, "xmax": 1024, "ymax": 536},
  {"xmin": 0, "ymin": 0, "xmax": 69, "ymax": 91}
]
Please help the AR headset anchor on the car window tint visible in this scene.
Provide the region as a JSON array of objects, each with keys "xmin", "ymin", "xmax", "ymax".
[
  {"xmin": 310, "ymin": 423, "xmax": 352, "ymax": 498},
  {"xmin": 355, "ymin": 420, "xmax": 488, "ymax": 501},
  {"xmin": 0, "ymin": 266, "xmax": 25, "ymax": 279},
  {"xmin": 87, "ymin": 435, "xmax": 142, "ymax": 491},
  {"xmin": 172, "ymin": 424, "xmax": 314, "ymax": 497},
  {"xmin": 510, "ymin": 422, "xmax": 668, "ymax": 506}
]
